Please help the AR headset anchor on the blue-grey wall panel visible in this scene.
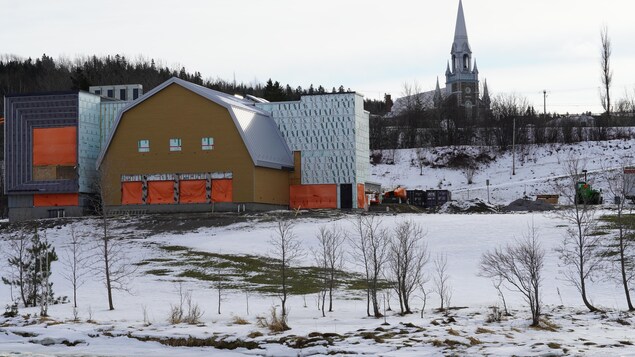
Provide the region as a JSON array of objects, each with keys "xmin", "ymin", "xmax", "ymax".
[{"xmin": 4, "ymin": 93, "xmax": 79, "ymax": 194}]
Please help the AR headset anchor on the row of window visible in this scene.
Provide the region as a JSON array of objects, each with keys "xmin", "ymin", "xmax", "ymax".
[{"xmin": 138, "ymin": 137, "xmax": 214, "ymax": 152}]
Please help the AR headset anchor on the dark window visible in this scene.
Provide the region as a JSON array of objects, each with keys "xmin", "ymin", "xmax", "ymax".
[
  {"xmin": 107, "ymin": 89, "xmax": 114, "ymax": 98},
  {"xmin": 120, "ymin": 89, "xmax": 127, "ymax": 100},
  {"xmin": 94, "ymin": 89, "xmax": 101, "ymax": 95},
  {"xmin": 133, "ymin": 88, "xmax": 139, "ymax": 100}
]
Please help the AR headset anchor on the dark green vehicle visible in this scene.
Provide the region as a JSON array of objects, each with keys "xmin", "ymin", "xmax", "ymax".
[{"xmin": 575, "ymin": 181, "xmax": 603, "ymax": 205}]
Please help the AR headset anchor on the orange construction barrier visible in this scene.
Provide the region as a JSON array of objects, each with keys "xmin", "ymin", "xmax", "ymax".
[
  {"xmin": 33, "ymin": 193, "xmax": 79, "ymax": 207},
  {"xmin": 180, "ymin": 180, "xmax": 207, "ymax": 204},
  {"xmin": 212, "ymin": 179, "xmax": 233, "ymax": 203},
  {"xmin": 289, "ymin": 184, "xmax": 337, "ymax": 209},
  {"xmin": 357, "ymin": 183, "xmax": 366, "ymax": 208},
  {"xmin": 33, "ymin": 127, "xmax": 77, "ymax": 166},
  {"xmin": 121, "ymin": 182, "xmax": 143, "ymax": 205},
  {"xmin": 148, "ymin": 181, "xmax": 174, "ymax": 204}
]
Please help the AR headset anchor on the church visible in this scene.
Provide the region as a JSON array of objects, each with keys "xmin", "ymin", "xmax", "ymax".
[{"xmin": 391, "ymin": 0, "xmax": 490, "ymax": 117}]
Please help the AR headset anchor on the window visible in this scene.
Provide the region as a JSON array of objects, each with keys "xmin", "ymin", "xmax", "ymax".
[
  {"xmin": 138, "ymin": 139, "xmax": 150, "ymax": 152},
  {"xmin": 119, "ymin": 89, "xmax": 127, "ymax": 100},
  {"xmin": 94, "ymin": 89, "xmax": 101, "ymax": 95},
  {"xmin": 169, "ymin": 138, "xmax": 182, "ymax": 151},
  {"xmin": 107, "ymin": 89, "xmax": 114, "ymax": 98},
  {"xmin": 133, "ymin": 88, "xmax": 139, "ymax": 100},
  {"xmin": 202, "ymin": 137, "xmax": 214, "ymax": 150}
]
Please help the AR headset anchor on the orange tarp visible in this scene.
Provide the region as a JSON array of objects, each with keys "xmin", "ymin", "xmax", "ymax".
[
  {"xmin": 180, "ymin": 180, "xmax": 207, "ymax": 204},
  {"xmin": 33, "ymin": 127, "xmax": 77, "ymax": 166},
  {"xmin": 289, "ymin": 184, "xmax": 337, "ymax": 209},
  {"xmin": 33, "ymin": 193, "xmax": 79, "ymax": 207},
  {"xmin": 212, "ymin": 179, "xmax": 233, "ymax": 203},
  {"xmin": 148, "ymin": 181, "xmax": 174, "ymax": 204},
  {"xmin": 122, "ymin": 182, "xmax": 143, "ymax": 205},
  {"xmin": 357, "ymin": 183, "xmax": 366, "ymax": 209}
]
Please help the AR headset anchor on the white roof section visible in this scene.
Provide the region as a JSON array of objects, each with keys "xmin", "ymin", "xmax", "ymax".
[{"xmin": 96, "ymin": 77, "xmax": 294, "ymax": 170}]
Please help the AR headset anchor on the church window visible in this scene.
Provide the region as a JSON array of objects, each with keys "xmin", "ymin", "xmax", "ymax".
[
  {"xmin": 452, "ymin": 55, "xmax": 456, "ymax": 70},
  {"xmin": 463, "ymin": 54, "xmax": 469, "ymax": 70}
]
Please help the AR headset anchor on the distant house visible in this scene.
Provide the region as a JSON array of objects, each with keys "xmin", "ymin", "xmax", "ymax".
[{"xmin": 96, "ymin": 77, "xmax": 294, "ymax": 212}]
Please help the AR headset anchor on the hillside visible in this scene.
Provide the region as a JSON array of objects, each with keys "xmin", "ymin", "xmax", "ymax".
[{"xmin": 371, "ymin": 139, "xmax": 635, "ymax": 204}]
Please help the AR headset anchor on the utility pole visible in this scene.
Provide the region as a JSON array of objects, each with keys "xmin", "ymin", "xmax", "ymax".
[
  {"xmin": 543, "ymin": 90, "xmax": 547, "ymax": 117},
  {"xmin": 512, "ymin": 117, "xmax": 516, "ymax": 176}
]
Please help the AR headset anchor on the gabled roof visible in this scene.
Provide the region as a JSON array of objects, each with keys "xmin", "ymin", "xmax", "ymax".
[{"xmin": 96, "ymin": 77, "xmax": 294, "ymax": 170}]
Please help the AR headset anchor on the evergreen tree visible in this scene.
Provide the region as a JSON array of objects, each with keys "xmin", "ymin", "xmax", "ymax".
[{"xmin": 26, "ymin": 230, "xmax": 58, "ymax": 308}]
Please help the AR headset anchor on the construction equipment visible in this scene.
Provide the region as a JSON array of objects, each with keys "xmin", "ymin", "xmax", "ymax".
[
  {"xmin": 383, "ymin": 186, "xmax": 407, "ymax": 203},
  {"xmin": 575, "ymin": 181, "xmax": 602, "ymax": 205}
]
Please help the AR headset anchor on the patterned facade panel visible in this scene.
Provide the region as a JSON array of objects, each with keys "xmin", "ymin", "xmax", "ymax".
[
  {"xmin": 100, "ymin": 101, "xmax": 131, "ymax": 147},
  {"xmin": 78, "ymin": 92, "xmax": 102, "ymax": 192},
  {"xmin": 4, "ymin": 93, "xmax": 79, "ymax": 194},
  {"xmin": 256, "ymin": 93, "xmax": 367, "ymax": 186}
]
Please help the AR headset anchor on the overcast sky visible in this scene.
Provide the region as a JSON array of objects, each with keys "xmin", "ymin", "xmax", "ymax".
[{"xmin": 2, "ymin": 0, "xmax": 634, "ymax": 114}]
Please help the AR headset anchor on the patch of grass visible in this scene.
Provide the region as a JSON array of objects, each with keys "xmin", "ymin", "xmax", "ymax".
[
  {"xmin": 547, "ymin": 342, "xmax": 562, "ymax": 349},
  {"xmin": 447, "ymin": 328, "xmax": 461, "ymax": 336},
  {"xmin": 146, "ymin": 269, "xmax": 171, "ymax": 276},
  {"xmin": 475, "ymin": 327, "xmax": 493, "ymax": 334},
  {"xmin": 231, "ymin": 316, "xmax": 250, "ymax": 325},
  {"xmin": 161, "ymin": 245, "xmax": 190, "ymax": 252},
  {"xmin": 467, "ymin": 336, "xmax": 482, "ymax": 345}
]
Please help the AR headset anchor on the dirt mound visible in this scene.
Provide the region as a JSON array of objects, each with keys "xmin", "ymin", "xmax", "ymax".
[
  {"xmin": 503, "ymin": 199, "xmax": 555, "ymax": 212},
  {"xmin": 439, "ymin": 199, "xmax": 498, "ymax": 214}
]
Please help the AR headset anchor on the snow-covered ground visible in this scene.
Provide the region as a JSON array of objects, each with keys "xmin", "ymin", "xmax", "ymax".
[
  {"xmin": 2, "ymin": 140, "xmax": 635, "ymax": 356},
  {"xmin": 371, "ymin": 139, "xmax": 635, "ymax": 204}
]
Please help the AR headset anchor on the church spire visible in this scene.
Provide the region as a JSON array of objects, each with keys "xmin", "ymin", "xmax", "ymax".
[
  {"xmin": 434, "ymin": 77, "xmax": 443, "ymax": 108},
  {"xmin": 453, "ymin": 0, "xmax": 469, "ymax": 49},
  {"xmin": 482, "ymin": 78, "xmax": 491, "ymax": 108},
  {"xmin": 450, "ymin": 0, "xmax": 472, "ymax": 72}
]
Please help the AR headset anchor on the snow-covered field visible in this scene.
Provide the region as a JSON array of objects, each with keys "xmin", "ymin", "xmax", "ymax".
[{"xmin": 1, "ymin": 140, "xmax": 635, "ymax": 356}]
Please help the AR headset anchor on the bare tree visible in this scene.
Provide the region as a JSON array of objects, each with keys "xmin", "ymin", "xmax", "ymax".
[
  {"xmin": 433, "ymin": 253, "xmax": 452, "ymax": 311},
  {"xmin": 599, "ymin": 25, "xmax": 613, "ymax": 121},
  {"xmin": 602, "ymin": 163, "xmax": 635, "ymax": 311},
  {"xmin": 269, "ymin": 219, "xmax": 304, "ymax": 324},
  {"xmin": 313, "ymin": 225, "xmax": 345, "ymax": 317},
  {"xmin": 61, "ymin": 224, "xmax": 91, "ymax": 309},
  {"xmin": 554, "ymin": 157, "xmax": 603, "ymax": 312},
  {"xmin": 94, "ymin": 171, "xmax": 137, "ymax": 311},
  {"xmin": 479, "ymin": 223, "xmax": 545, "ymax": 326},
  {"xmin": 350, "ymin": 215, "xmax": 390, "ymax": 318},
  {"xmin": 388, "ymin": 220, "xmax": 429, "ymax": 315}
]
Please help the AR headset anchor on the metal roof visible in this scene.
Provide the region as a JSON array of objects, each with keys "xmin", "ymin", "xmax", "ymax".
[{"xmin": 96, "ymin": 77, "xmax": 294, "ymax": 170}]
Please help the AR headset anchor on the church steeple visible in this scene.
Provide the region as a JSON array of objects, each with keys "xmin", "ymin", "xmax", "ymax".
[
  {"xmin": 482, "ymin": 78, "xmax": 491, "ymax": 108},
  {"xmin": 445, "ymin": 0, "xmax": 479, "ymax": 108},
  {"xmin": 434, "ymin": 77, "xmax": 443, "ymax": 108},
  {"xmin": 450, "ymin": 0, "xmax": 472, "ymax": 73}
]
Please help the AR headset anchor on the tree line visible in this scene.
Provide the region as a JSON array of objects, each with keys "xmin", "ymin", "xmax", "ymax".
[{"xmin": 0, "ymin": 53, "xmax": 360, "ymax": 116}]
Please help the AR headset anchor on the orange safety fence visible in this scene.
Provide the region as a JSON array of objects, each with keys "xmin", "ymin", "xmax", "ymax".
[
  {"xmin": 33, "ymin": 193, "xmax": 79, "ymax": 207},
  {"xmin": 180, "ymin": 180, "xmax": 207, "ymax": 204},
  {"xmin": 212, "ymin": 179, "xmax": 233, "ymax": 202},
  {"xmin": 357, "ymin": 183, "xmax": 366, "ymax": 209},
  {"xmin": 33, "ymin": 127, "xmax": 77, "ymax": 166},
  {"xmin": 148, "ymin": 181, "xmax": 174, "ymax": 204},
  {"xmin": 122, "ymin": 182, "xmax": 143, "ymax": 205},
  {"xmin": 289, "ymin": 184, "xmax": 337, "ymax": 209}
]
